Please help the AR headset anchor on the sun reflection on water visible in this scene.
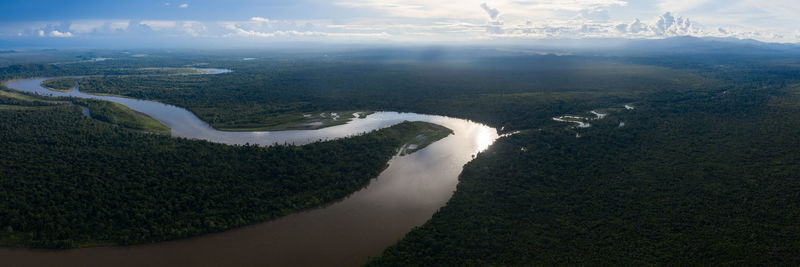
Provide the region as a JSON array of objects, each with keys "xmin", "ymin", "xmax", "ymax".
[{"xmin": 475, "ymin": 128, "xmax": 493, "ymax": 152}]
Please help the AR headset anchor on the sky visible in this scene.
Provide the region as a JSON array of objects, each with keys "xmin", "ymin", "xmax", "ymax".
[{"xmin": 1, "ymin": 0, "xmax": 798, "ymax": 47}]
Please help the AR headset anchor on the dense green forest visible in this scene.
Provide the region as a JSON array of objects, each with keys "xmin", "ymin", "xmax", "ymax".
[
  {"xmin": 369, "ymin": 65, "xmax": 800, "ymax": 265},
  {"xmin": 0, "ymin": 84, "xmax": 169, "ymax": 134},
  {"xmin": 71, "ymin": 57, "xmax": 719, "ymax": 131},
  {"xmin": 3, "ymin": 48, "xmax": 800, "ymax": 264},
  {"xmin": 0, "ymin": 92, "xmax": 451, "ymax": 248}
]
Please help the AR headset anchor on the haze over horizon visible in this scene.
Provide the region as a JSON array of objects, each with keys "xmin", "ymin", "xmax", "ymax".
[{"xmin": 1, "ymin": 0, "xmax": 799, "ymax": 48}]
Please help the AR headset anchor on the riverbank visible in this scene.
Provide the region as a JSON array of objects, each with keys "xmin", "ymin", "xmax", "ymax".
[{"xmin": 0, "ymin": 111, "xmax": 453, "ymax": 249}]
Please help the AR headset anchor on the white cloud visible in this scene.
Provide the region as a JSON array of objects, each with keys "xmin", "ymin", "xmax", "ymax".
[
  {"xmin": 182, "ymin": 21, "xmax": 206, "ymax": 36},
  {"xmin": 656, "ymin": 0, "xmax": 713, "ymax": 12},
  {"xmin": 228, "ymin": 26, "xmax": 275, "ymax": 37},
  {"xmin": 511, "ymin": 0, "xmax": 627, "ymax": 12},
  {"xmin": 609, "ymin": 12, "xmax": 703, "ymax": 38},
  {"xmin": 229, "ymin": 26, "xmax": 391, "ymax": 38},
  {"xmin": 655, "ymin": 1, "xmax": 800, "ymax": 37},
  {"xmin": 223, "ymin": 19, "xmax": 391, "ymax": 39},
  {"xmin": 250, "ymin": 17, "xmax": 270, "ymax": 23},
  {"xmin": 579, "ymin": 9, "xmax": 610, "ymax": 21},
  {"xmin": 140, "ymin": 20, "xmax": 177, "ymax": 30},
  {"xmin": 179, "ymin": 3, "xmax": 188, "ymax": 8},
  {"xmin": 69, "ymin": 21, "xmax": 105, "ymax": 33},
  {"xmin": 69, "ymin": 20, "xmax": 129, "ymax": 34},
  {"xmin": 336, "ymin": 0, "xmax": 626, "ymax": 20},
  {"xmin": 49, "ymin": 30, "xmax": 73, "ymax": 37},
  {"xmin": 652, "ymin": 12, "xmax": 699, "ymax": 36},
  {"xmin": 483, "ymin": 12, "xmax": 710, "ymax": 40},
  {"xmin": 217, "ymin": 10, "xmax": 799, "ymax": 43},
  {"xmin": 6, "ymin": 1, "xmax": 798, "ymax": 44}
]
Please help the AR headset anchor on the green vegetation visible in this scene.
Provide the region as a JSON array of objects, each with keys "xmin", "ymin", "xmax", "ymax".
[
  {"xmin": 135, "ymin": 67, "xmax": 208, "ymax": 75},
  {"xmin": 41, "ymin": 78, "xmax": 78, "ymax": 92},
  {"xmin": 0, "ymin": 104, "xmax": 450, "ymax": 248},
  {"xmin": 398, "ymin": 121, "xmax": 453, "ymax": 155},
  {"xmin": 0, "ymin": 104, "xmax": 50, "ymax": 110},
  {"xmin": 0, "ymin": 88, "xmax": 64, "ymax": 106},
  {"xmin": 369, "ymin": 66, "xmax": 800, "ymax": 265},
  {"xmin": 72, "ymin": 58, "xmax": 716, "ymax": 132},
  {"xmin": 3, "ymin": 49, "xmax": 800, "ymax": 264},
  {"xmin": 0, "ymin": 85, "xmax": 168, "ymax": 134},
  {"xmin": 71, "ymin": 99, "xmax": 171, "ymax": 134},
  {"xmin": 216, "ymin": 111, "xmax": 372, "ymax": 131}
]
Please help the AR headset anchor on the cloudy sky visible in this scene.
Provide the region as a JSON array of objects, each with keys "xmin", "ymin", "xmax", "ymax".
[{"xmin": 1, "ymin": 0, "xmax": 798, "ymax": 47}]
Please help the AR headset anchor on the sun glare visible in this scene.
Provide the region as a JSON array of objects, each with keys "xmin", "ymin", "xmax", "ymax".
[{"xmin": 475, "ymin": 128, "xmax": 493, "ymax": 153}]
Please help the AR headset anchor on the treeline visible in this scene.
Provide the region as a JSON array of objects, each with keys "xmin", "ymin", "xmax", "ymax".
[
  {"xmin": 368, "ymin": 68, "xmax": 800, "ymax": 265},
  {"xmin": 0, "ymin": 61, "xmax": 217, "ymax": 82},
  {"xmin": 0, "ymin": 105, "xmax": 449, "ymax": 248}
]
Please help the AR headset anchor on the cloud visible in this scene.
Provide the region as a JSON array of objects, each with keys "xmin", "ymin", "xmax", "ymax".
[
  {"xmin": 627, "ymin": 19, "xmax": 648, "ymax": 33},
  {"xmin": 49, "ymin": 30, "xmax": 73, "ymax": 37},
  {"xmin": 251, "ymin": 17, "xmax": 270, "ymax": 23},
  {"xmin": 480, "ymin": 3, "xmax": 499, "ymax": 19},
  {"xmin": 230, "ymin": 27, "xmax": 389, "ymax": 39},
  {"xmin": 653, "ymin": 12, "xmax": 700, "ymax": 36},
  {"xmin": 614, "ymin": 12, "xmax": 700, "ymax": 37},
  {"xmin": 335, "ymin": 0, "xmax": 626, "ymax": 20},
  {"xmin": 69, "ymin": 20, "xmax": 128, "ymax": 34},
  {"xmin": 179, "ymin": 3, "xmax": 188, "ymax": 8},
  {"xmin": 486, "ymin": 21, "xmax": 504, "ymax": 34},
  {"xmin": 140, "ymin": 20, "xmax": 177, "ymax": 30},
  {"xmin": 579, "ymin": 9, "xmax": 609, "ymax": 21},
  {"xmin": 227, "ymin": 25, "xmax": 276, "ymax": 37},
  {"xmin": 4, "ymin": 2, "xmax": 797, "ymax": 44},
  {"xmin": 182, "ymin": 21, "xmax": 206, "ymax": 36},
  {"xmin": 508, "ymin": 0, "xmax": 627, "ymax": 13},
  {"xmin": 15, "ymin": 23, "xmax": 76, "ymax": 38},
  {"xmin": 223, "ymin": 17, "xmax": 392, "ymax": 40},
  {"xmin": 656, "ymin": 0, "xmax": 712, "ymax": 12}
]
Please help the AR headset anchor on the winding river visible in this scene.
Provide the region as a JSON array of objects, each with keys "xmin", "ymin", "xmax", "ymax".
[{"xmin": 1, "ymin": 69, "xmax": 499, "ymax": 266}]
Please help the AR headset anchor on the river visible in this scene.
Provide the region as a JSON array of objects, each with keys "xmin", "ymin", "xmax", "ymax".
[{"xmin": 1, "ymin": 70, "xmax": 499, "ymax": 266}]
